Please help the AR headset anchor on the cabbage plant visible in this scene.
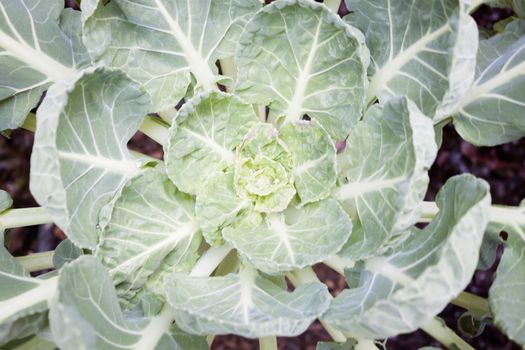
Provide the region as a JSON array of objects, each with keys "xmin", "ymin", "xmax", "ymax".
[{"xmin": 0, "ymin": 0, "xmax": 524, "ymax": 349}]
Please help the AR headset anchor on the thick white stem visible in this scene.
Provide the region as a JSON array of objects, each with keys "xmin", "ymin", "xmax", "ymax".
[
  {"xmin": 420, "ymin": 201, "xmax": 525, "ymax": 226},
  {"xmin": 190, "ymin": 244, "xmax": 233, "ymax": 277},
  {"xmin": 219, "ymin": 57, "xmax": 237, "ymax": 88},
  {"xmin": 139, "ymin": 116, "xmax": 170, "ymax": 145},
  {"xmin": 452, "ymin": 291, "xmax": 491, "ymax": 317},
  {"xmin": 0, "ymin": 208, "xmax": 53, "ymax": 229},
  {"xmin": 421, "ymin": 317, "xmax": 474, "ymax": 350},
  {"xmin": 324, "ymin": 0, "xmax": 341, "ymax": 12},
  {"xmin": 259, "ymin": 336, "xmax": 278, "ymax": 350},
  {"xmin": 16, "ymin": 251, "xmax": 55, "ymax": 272},
  {"xmin": 135, "ymin": 306, "xmax": 174, "ymax": 350}
]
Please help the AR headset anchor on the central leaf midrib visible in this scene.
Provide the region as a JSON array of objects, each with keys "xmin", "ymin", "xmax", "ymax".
[
  {"xmin": 335, "ymin": 176, "xmax": 406, "ymax": 201},
  {"xmin": 0, "ymin": 276, "xmax": 57, "ymax": 323},
  {"xmin": 108, "ymin": 221, "xmax": 198, "ymax": 273},
  {"xmin": 0, "ymin": 28, "xmax": 76, "ymax": 82},
  {"xmin": 57, "ymin": 150, "xmax": 139, "ymax": 176},
  {"xmin": 267, "ymin": 214, "xmax": 296, "ymax": 265},
  {"xmin": 285, "ymin": 18, "xmax": 323, "ymax": 123},
  {"xmin": 180, "ymin": 127, "xmax": 234, "ymax": 164},
  {"xmin": 153, "ymin": 0, "xmax": 217, "ymax": 91},
  {"xmin": 457, "ymin": 60, "xmax": 525, "ymax": 110},
  {"xmin": 366, "ymin": 24, "xmax": 450, "ymax": 102}
]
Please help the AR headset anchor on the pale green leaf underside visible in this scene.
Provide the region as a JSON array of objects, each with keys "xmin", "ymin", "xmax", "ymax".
[
  {"xmin": 0, "ymin": 239, "xmax": 52, "ymax": 345},
  {"xmin": 165, "ymin": 92, "xmax": 258, "ymax": 195},
  {"xmin": 279, "ymin": 120, "xmax": 337, "ymax": 205},
  {"xmin": 0, "ymin": 1, "xmax": 89, "ymax": 131},
  {"xmin": 223, "ymin": 199, "xmax": 351, "ymax": 274},
  {"xmin": 324, "ymin": 175, "xmax": 490, "ymax": 338},
  {"xmin": 30, "ymin": 68, "xmax": 150, "ymax": 249},
  {"xmin": 165, "ymin": 267, "xmax": 331, "ymax": 338},
  {"xmin": 317, "ymin": 339, "xmax": 357, "ymax": 350},
  {"xmin": 336, "ymin": 97, "xmax": 436, "ymax": 260},
  {"xmin": 50, "ymin": 256, "xmax": 206, "ymax": 350},
  {"xmin": 82, "ymin": 0, "xmax": 260, "ymax": 111},
  {"xmin": 97, "ymin": 168, "xmax": 201, "ymax": 303},
  {"xmin": 348, "ymin": 0, "xmax": 478, "ymax": 117},
  {"xmin": 488, "ymin": 204, "xmax": 525, "ymax": 347},
  {"xmin": 452, "ymin": 19, "xmax": 525, "ymax": 146},
  {"xmin": 0, "ymin": 190, "xmax": 12, "ymax": 213},
  {"xmin": 195, "ymin": 170, "xmax": 250, "ymax": 246},
  {"xmin": 52, "ymin": 239, "xmax": 83, "ymax": 269},
  {"xmin": 235, "ymin": 0, "xmax": 368, "ymax": 140}
]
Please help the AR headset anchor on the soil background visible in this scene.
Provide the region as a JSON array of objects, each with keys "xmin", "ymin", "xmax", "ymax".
[{"xmin": 0, "ymin": 1, "xmax": 523, "ymax": 349}]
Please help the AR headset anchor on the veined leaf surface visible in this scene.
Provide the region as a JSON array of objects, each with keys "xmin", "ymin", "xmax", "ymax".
[
  {"xmin": 452, "ymin": 19, "xmax": 525, "ymax": 146},
  {"xmin": 347, "ymin": 0, "xmax": 478, "ymax": 117},
  {"xmin": 336, "ymin": 97, "xmax": 437, "ymax": 259},
  {"xmin": 30, "ymin": 68, "xmax": 150, "ymax": 249},
  {"xmin": 165, "ymin": 266, "xmax": 331, "ymax": 338},
  {"xmin": 324, "ymin": 175, "xmax": 490, "ymax": 338},
  {"xmin": 0, "ymin": 235, "xmax": 55, "ymax": 346},
  {"xmin": 223, "ymin": 199, "xmax": 351, "ymax": 274},
  {"xmin": 165, "ymin": 92, "xmax": 258, "ymax": 195},
  {"xmin": 82, "ymin": 0, "xmax": 261, "ymax": 111},
  {"xmin": 52, "ymin": 239, "xmax": 83, "ymax": 269},
  {"xmin": 235, "ymin": 0, "xmax": 369, "ymax": 140},
  {"xmin": 488, "ymin": 202, "xmax": 525, "ymax": 347},
  {"xmin": 97, "ymin": 168, "xmax": 201, "ymax": 303},
  {"xmin": 0, "ymin": 1, "xmax": 90, "ymax": 131},
  {"xmin": 50, "ymin": 256, "xmax": 208, "ymax": 350},
  {"xmin": 279, "ymin": 119, "xmax": 337, "ymax": 205}
]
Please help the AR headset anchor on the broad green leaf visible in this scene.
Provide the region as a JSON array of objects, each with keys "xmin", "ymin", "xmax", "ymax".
[
  {"xmin": 317, "ymin": 339, "xmax": 357, "ymax": 350},
  {"xmin": 165, "ymin": 266, "xmax": 331, "ymax": 338},
  {"xmin": 165, "ymin": 92, "xmax": 258, "ymax": 195},
  {"xmin": 0, "ymin": 190, "xmax": 12, "ymax": 213},
  {"xmin": 223, "ymin": 199, "xmax": 351, "ymax": 274},
  {"xmin": 488, "ymin": 202, "xmax": 525, "ymax": 347},
  {"xmin": 50, "ymin": 256, "xmax": 208, "ymax": 350},
  {"xmin": 323, "ymin": 175, "xmax": 490, "ymax": 338},
  {"xmin": 451, "ymin": 19, "xmax": 525, "ymax": 146},
  {"xmin": 195, "ymin": 170, "xmax": 251, "ymax": 246},
  {"xmin": 30, "ymin": 68, "xmax": 150, "ymax": 249},
  {"xmin": 0, "ymin": 313, "xmax": 49, "ymax": 348},
  {"xmin": 82, "ymin": 0, "xmax": 261, "ymax": 111},
  {"xmin": 52, "ymin": 239, "xmax": 82, "ymax": 269},
  {"xmin": 347, "ymin": 0, "xmax": 478, "ymax": 118},
  {"xmin": 0, "ymin": 235, "xmax": 56, "ymax": 345},
  {"xmin": 5, "ymin": 335, "xmax": 56, "ymax": 350},
  {"xmin": 335, "ymin": 97, "xmax": 437, "ymax": 259},
  {"xmin": 235, "ymin": 0, "xmax": 369, "ymax": 140},
  {"xmin": 0, "ymin": 2, "xmax": 90, "ymax": 131},
  {"xmin": 279, "ymin": 119, "xmax": 337, "ymax": 205},
  {"xmin": 476, "ymin": 229, "xmax": 501, "ymax": 270},
  {"xmin": 97, "ymin": 168, "xmax": 201, "ymax": 303}
]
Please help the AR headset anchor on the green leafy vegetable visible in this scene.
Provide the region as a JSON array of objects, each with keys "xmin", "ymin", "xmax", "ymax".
[
  {"xmin": 30, "ymin": 68, "xmax": 150, "ymax": 249},
  {"xmin": 236, "ymin": 0, "xmax": 369, "ymax": 140},
  {"xmin": 0, "ymin": 0, "xmax": 90, "ymax": 131},
  {"xmin": 165, "ymin": 265, "xmax": 331, "ymax": 337},
  {"xmin": 1, "ymin": 0, "xmax": 523, "ymax": 348},
  {"xmin": 324, "ymin": 175, "xmax": 490, "ymax": 338},
  {"xmin": 82, "ymin": 0, "xmax": 261, "ymax": 111}
]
